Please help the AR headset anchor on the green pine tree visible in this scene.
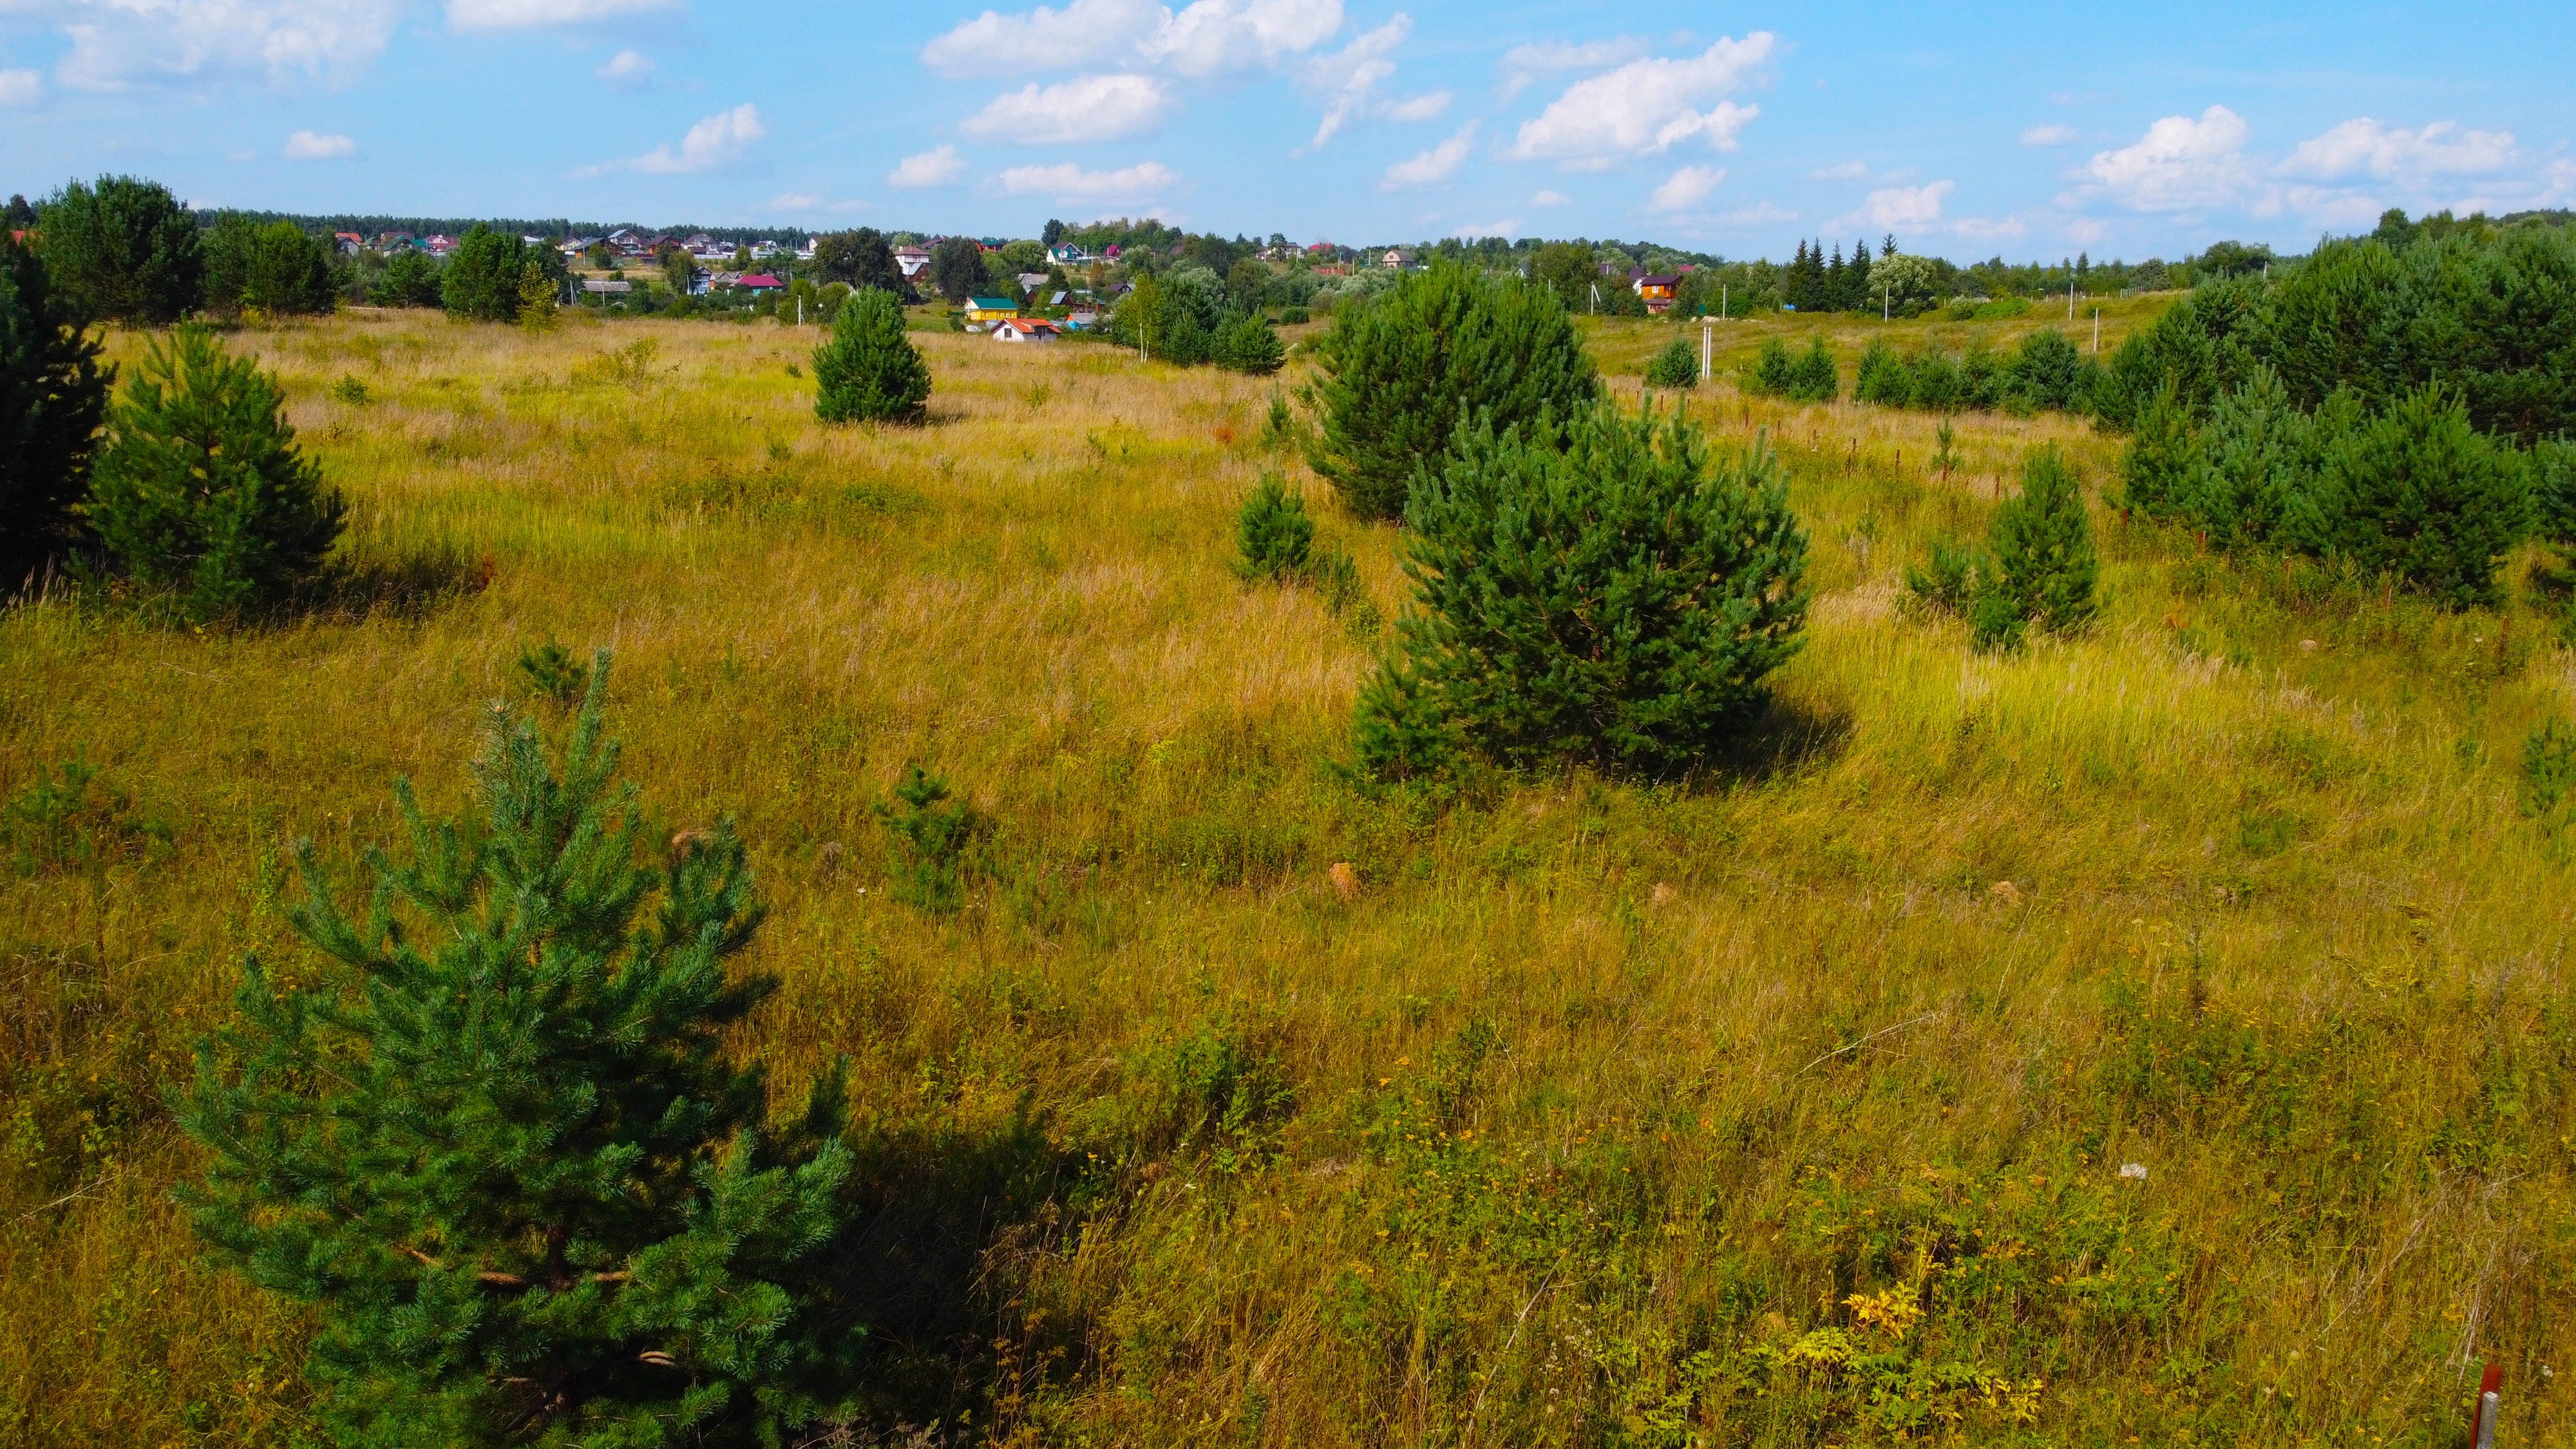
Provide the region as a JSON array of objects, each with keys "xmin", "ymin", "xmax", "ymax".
[
  {"xmin": 37, "ymin": 175, "xmax": 203, "ymax": 326},
  {"xmin": 2320, "ymin": 384, "xmax": 2530, "ymax": 609},
  {"xmin": 0, "ymin": 238, "xmax": 111, "ymax": 590},
  {"xmin": 1303, "ymin": 265, "xmax": 1598, "ymax": 520},
  {"xmin": 1356, "ymin": 402, "xmax": 1808, "ymax": 778},
  {"xmin": 442, "ymin": 224, "xmax": 529, "ymax": 323},
  {"xmin": 813, "ymin": 287, "xmax": 931, "ymax": 424},
  {"xmin": 1745, "ymin": 336, "xmax": 1794, "ymax": 396},
  {"xmin": 1787, "ymin": 337, "xmax": 1840, "ymax": 403},
  {"xmin": 2116, "ymin": 381, "xmax": 2201, "ymax": 517},
  {"xmin": 87, "ymin": 324, "xmax": 345, "ymax": 618},
  {"xmin": 1972, "ymin": 446, "xmax": 2099, "ymax": 650},
  {"xmin": 1233, "ymin": 471, "xmax": 1314, "ymax": 580},
  {"xmin": 1217, "ymin": 314, "xmax": 1285, "ymax": 375},
  {"xmin": 1643, "ymin": 334, "xmax": 1700, "ymax": 389},
  {"xmin": 177, "ymin": 658, "xmax": 864, "ymax": 1446},
  {"xmin": 1853, "ymin": 339, "xmax": 1911, "ymax": 406}
]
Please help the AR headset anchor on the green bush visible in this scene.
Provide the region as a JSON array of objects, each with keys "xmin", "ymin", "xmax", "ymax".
[
  {"xmin": 1902, "ymin": 539, "xmax": 1981, "ymax": 616},
  {"xmin": 439, "ymin": 224, "xmax": 527, "ymax": 323},
  {"xmin": 1853, "ymin": 339, "xmax": 1911, "ymax": 406},
  {"xmin": 2010, "ymin": 328, "xmax": 2083, "ymax": 411},
  {"xmin": 1972, "ymin": 446, "xmax": 2098, "ymax": 650},
  {"xmin": 1355, "ymin": 402, "xmax": 1808, "ymax": 779},
  {"xmin": 37, "ymin": 175, "xmax": 202, "ymax": 326},
  {"xmin": 1217, "ymin": 314, "xmax": 1284, "ymax": 375},
  {"xmin": 811, "ymin": 286, "xmax": 930, "ymax": 424},
  {"xmin": 370, "ymin": 250, "xmax": 441, "ymax": 308},
  {"xmin": 1643, "ymin": 334, "xmax": 1699, "ymax": 388},
  {"xmin": 2317, "ymin": 384, "xmax": 2530, "ymax": 608},
  {"xmin": 1786, "ymin": 337, "xmax": 1839, "ymax": 402},
  {"xmin": 1745, "ymin": 336, "xmax": 1794, "ymax": 396},
  {"xmin": 177, "ymin": 660, "xmax": 864, "ymax": 1444},
  {"xmin": 2116, "ymin": 381, "xmax": 2200, "ymax": 516},
  {"xmin": 876, "ymin": 765, "xmax": 978, "ymax": 913},
  {"xmin": 0, "ymin": 240, "xmax": 111, "ymax": 590},
  {"xmin": 1233, "ymin": 471, "xmax": 1314, "ymax": 580},
  {"xmin": 87, "ymin": 325, "xmax": 345, "ymax": 618},
  {"xmin": 202, "ymin": 218, "xmax": 337, "ymax": 317},
  {"xmin": 1303, "ymin": 265, "xmax": 1598, "ymax": 520}
]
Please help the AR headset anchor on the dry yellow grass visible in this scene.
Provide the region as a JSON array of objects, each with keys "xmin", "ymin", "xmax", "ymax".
[{"xmin": 3, "ymin": 305, "xmax": 2571, "ymax": 1446}]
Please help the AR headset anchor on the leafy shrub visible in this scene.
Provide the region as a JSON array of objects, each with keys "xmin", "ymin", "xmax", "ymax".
[
  {"xmin": 176, "ymin": 660, "xmax": 863, "ymax": 1444},
  {"xmin": 1643, "ymin": 334, "xmax": 1699, "ymax": 388},
  {"xmin": 812, "ymin": 286, "xmax": 930, "ymax": 424},
  {"xmin": 88, "ymin": 325, "xmax": 346, "ymax": 619},
  {"xmin": 876, "ymin": 765, "xmax": 979, "ymax": 913},
  {"xmin": 0, "ymin": 239, "xmax": 111, "ymax": 590},
  {"xmin": 1786, "ymin": 337, "xmax": 1839, "ymax": 402},
  {"xmin": 328, "ymin": 374, "xmax": 370, "ymax": 405},
  {"xmin": 1303, "ymin": 265, "xmax": 1598, "ymax": 520},
  {"xmin": 1279, "ymin": 307, "xmax": 1310, "ymax": 325},
  {"xmin": 1972, "ymin": 447, "xmax": 2098, "ymax": 650},
  {"xmin": 1355, "ymin": 402, "xmax": 1808, "ymax": 779},
  {"xmin": 1234, "ymin": 471, "xmax": 1314, "ymax": 580}
]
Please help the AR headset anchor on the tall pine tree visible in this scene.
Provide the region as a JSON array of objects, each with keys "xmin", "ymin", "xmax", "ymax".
[
  {"xmin": 813, "ymin": 286, "xmax": 931, "ymax": 423},
  {"xmin": 0, "ymin": 238, "xmax": 111, "ymax": 590},
  {"xmin": 178, "ymin": 657, "xmax": 865, "ymax": 1446}
]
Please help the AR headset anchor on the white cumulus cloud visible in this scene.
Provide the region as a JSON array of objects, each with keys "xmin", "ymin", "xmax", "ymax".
[
  {"xmin": 39, "ymin": 0, "xmax": 402, "ymax": 90},
  {"xmin": 283, "ymin": 129, "xmax": 354, "ymax": 158},
  {"xmin": 1384, "ymin": 90, "xmax": 1449, "ymax": 121},
  {"xmin": 1531, "ymin": 188, "xmax": 1570, "ymax": 206},
  {"xmin": 1144, "ymin": 0, "xmax": 1342, "ymax": 77},
  {"xmin": 580, "ymin": 102, "xmax": 764, "ymax": 176},
  {"xmin": 997, "ymin": 159, "xmax": 1177, "ymax": 202},
  {"xmin": 1453, "ymin": 218, "xmax": 1520, "ymax": 238},
  {"xmin": 1300, "ymin": 14, "xmax": 1406, "ymax": 147},
  {"xmin": 961, "ymin": 73, "xmax": 1169, "ymax": 143},
  {"xmin": 0, "ymin": 68, "xmax": 42, "ymax": 104},
  {"xmin": 889, "ymin": 144, "xmax": 966, "ymax": 188},
  {"xmin": 2020, "ymin": 124, "xmax": 2076, "ymax": 146},
  {"xmin": 1379, "ymin": 120, "xmax": 1474, "ymax": 190},
  {"xmin": 1508, "ymin": 33, "xmax": 1772, "ymax": 168},
  {"xmin": 1857, "ymin": 179, "xmax": 1952, "ymax": 228},
  {"xmin": 596, "ymin": 49, "xmax": 654, "ymax": 87},
  {"xmin": 2081, "ymin": 105, "xmax": 2259, "ymax": 212},
  {"xmin": 1809, "ymin": 160, "xmax": 1866, "ymax": 180},
  {"xmin": 1649, "ymin": 164, "xmax": 1723, "ymax": 213},
  {"xmin": 448, "ymin": 0, "xmax": 674, "ymax": 30},
  {"xmin": 2282, "ymin": 118, "xmax": 2515, "ymax": 182}
]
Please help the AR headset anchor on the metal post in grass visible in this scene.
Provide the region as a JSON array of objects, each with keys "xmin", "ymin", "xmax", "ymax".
[
  {"xmin": 1701, "ymin": 319, "xmax": 1712, "ymax": 382},
  {"xmin": 2471, "ymin": 1363, "xmax": 2501, "ymax": 1448}
]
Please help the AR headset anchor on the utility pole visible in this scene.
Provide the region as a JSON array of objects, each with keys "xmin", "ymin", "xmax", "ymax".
[
  {"xmin": 1720, "ymin": 282, "xmax": 1727, "ymax": 321},
  {"xmin": 2067, "ymin": 275, "xmax": 2076, "ymax": 319},
  {"xmin": 1701, "ymin": 317, "xmax": 1712, "ymax": 382},
  {"xmin": 1882, "ymin": 280, "xmax": 1889, "ymax": 321},
  {"xmin": 2092, "ymin": 307, "xmax": 2101, "ymax": 353}
]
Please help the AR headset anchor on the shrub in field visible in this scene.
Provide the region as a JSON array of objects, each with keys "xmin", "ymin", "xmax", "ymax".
[
  {"xmin": 439, "ymin": 224, "xmax": 527, "ymax": 323},
  {"xmin": 515, "ymin": 638, "xmax": 589, "ymax": 705},
  {"xmin": 1233, "ymin": 471, "xmax": 1314, "ymax": 580},
  {"xmin": 201, "ymin": 218, "xmax": 336, "ymax": 317},
  {"xmin": 37, "ymin": 175, "xmax": 202, "ymax": 326},
  {"xmin": 2316, "ymin": 384, "xmax": 2530, "ymax": 609},
  {"xmin": 1745, "ymin": 336, "xmax": 1795, "ymax": 396},
  {"xmin": 1786, "ymin": 337, "xmax": 1839, "ymax": 402},
  {"xmin": 0, "ymin": 240, "xmax": 111, "ymax": 590},
  {"xmin": 876, "ymin": 765, "xmax": 978, "ymax": 913},
  {"xmin": 1971, "ymin": 446, "xmax": 2098, "ymax": 650},
  {"xmin": 1853, "ymin": 338, "xmax": 1910, "ymax": 406},
  {"xmin": 1216, "ymin": 314, "xmax": 1284, "ymax": 375},
  {"xmin": 516, "ymin": 260, "xmax": 558, "ymax": 332},
  {"xmin": 812, "ymin": 287, "xmax": 929, "ymax": 424},
  {"xmin": 1902, "ymin": 539, "xmax": 1982, "ymax": 616},
  {"xmin": 371, "ymin": 249, "xmax": 442, "ymax": 308},
  {"xmin": 2116, "ymin": 381, "xmax": 2199, "ymax": 516},
  {"xmin": 2009, "ymin": 328, "xmax": 2084, "ymax": 412},
  {"xmin": 1355, "ymin": 402, "xmax": 1808, "ymax": 779},
  {"xmin": 1643, "ymin": 334, "xmax": 1700, "ymax": 388},
  {"xmin": 1304, "ymin": 265, "xmax": 1598, "ymax": 520},
  {"xmin": 88, "ymin": 325, "xmax": 345, "ymax": 618},
  {"xmin": 178, "ymin": 660, "xmax": 863, "ymax": 1446}
]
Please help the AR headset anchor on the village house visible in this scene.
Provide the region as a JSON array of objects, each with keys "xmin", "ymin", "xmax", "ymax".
[
  {"xmin": 1046, "ymin": 243, "xmax": 1092, "ymax": 267},
  {"xmin": 990, "ymin": 317, "xmax": 1062, "ymax": 343},
  {"xmin": 1382, "ymin": 247, "xmax": 1419, "ymax": 269},
  {"xmin": 1632, "ymin": 272, "xmax": 1681, "ymax": 314},
  {"xmin": 332, "ymin": 232, "xmax": 364, "ymax": 255},
  {"xmin": 894, "ymin": 245, "xmax": 933, "ymax": 278},
  {"xmin": 961, "ymin": 295, "xmax": 1022, "ymax": 327}
]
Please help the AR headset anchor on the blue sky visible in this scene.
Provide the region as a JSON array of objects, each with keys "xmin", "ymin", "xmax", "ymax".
[{"xmin": 3, "ymin": 0, "xmax": 2570, "ymax": 261}]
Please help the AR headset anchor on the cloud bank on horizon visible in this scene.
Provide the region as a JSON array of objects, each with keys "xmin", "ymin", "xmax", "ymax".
[{"xmin": 0, "ymin": 0, "xmax": 2568, "ymax": 260}]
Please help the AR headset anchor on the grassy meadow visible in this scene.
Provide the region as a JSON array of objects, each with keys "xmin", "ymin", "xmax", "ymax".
[{"xmin": 5, "ymin": 299, "xmax": 2574, "ymax": 1446}]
